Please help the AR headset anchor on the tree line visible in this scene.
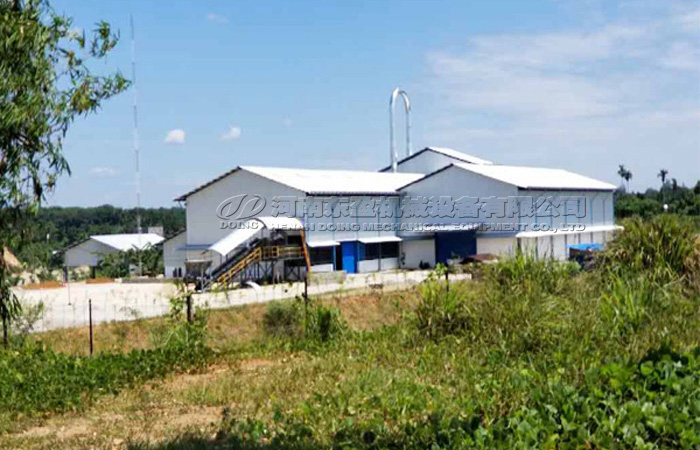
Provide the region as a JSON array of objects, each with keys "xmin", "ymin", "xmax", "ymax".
[
  {"xmin": 13, "ymin": 205, "xmax": 184, "ymax": 271},
  {"xmin": 614, "ymin": 165, "xmax": 700, "ymax": 221}
]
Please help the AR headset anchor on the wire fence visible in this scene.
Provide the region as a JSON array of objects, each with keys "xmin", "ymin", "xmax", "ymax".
[{"xmin": 14, "ymin": 270, "xmax": 471, "ymax": 333}]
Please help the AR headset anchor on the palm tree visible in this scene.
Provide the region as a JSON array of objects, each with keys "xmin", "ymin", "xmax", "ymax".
[
  {"xmin": 623, "ymin": 169, "xmax": 632, "ymax": 192},
  {"xmin": 658, "ymin": 169, "xmax": 669, "ymax": 186},
  {"xmin": 658, "ymin": 169, "xmax": 669, "ymax": 203},
  {"xmin": 617, "ymin": 165, "xmax": 627, "ymax": 189}
]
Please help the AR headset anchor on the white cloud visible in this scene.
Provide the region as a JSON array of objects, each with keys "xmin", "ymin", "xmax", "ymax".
[
  {"xmin": 660, "ymin": 41, "xmax": 700, "ymax": 72},
  {"xmin": 164, "ymin": 129, "xmax": 186, "ymax": 145},
  {"xmin": 675, "ymin": 4, "xmax": 700, "ymax": 33},
  {"xmin": 423, "ymin": 3, "xmax": 700, "ymax": 190},
  {"xmin": 220, "ymin": 125, "xmax": 242, "ymax": 141},
  {"xmin": 89, "ymin": 167, "xmax": 119, "ymax": 177},
  {"xmin": 206, "ymin": 13, "xmax": 228, "ymax": 24}
]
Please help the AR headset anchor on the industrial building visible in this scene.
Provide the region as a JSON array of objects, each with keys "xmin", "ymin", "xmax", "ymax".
[
  {"xmin": 65, "ymin": 233, "xmax": 165, "ymax": 275},
  {"xmin": 167, "ymin": 146, "xmax": 618, "ymax": 287},
  {"xmin": 162, "ymin": 230, "xmax": 186, "ymax": 279}
]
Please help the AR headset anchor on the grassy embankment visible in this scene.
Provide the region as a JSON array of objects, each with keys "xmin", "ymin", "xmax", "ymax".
[{"xmin": 1, "ymin": 215, "xmax": 699, "ymax": 449}]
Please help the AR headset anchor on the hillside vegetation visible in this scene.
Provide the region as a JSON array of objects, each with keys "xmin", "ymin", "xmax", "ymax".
[
  {"xmin": 615, "ymin": 181, "xmax": 700, "ymax": 219},
  {"xmin": 11, "ymin": 206, "xmax": 185, "ymax": 272},
  {"xmin": 0, "ymin": 215, "xmax": 698, "ymax": 449}
]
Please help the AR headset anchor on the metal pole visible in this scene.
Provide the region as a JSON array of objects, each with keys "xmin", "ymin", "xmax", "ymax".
[
  {"xmin": 88, "ymin": 299, "xmax": 94, "ymax": 356},
  {"xmin": 304, "ymin": 275, "xmax": 308, "ymax": 301},
  {"xmin": 303, "ymin": 274, "xmax": 310, "ymax": 325},
  {"xmin": 389, "ymin": 88, "xmax": 412, "ymax": 172},
  {"xmin": 2, "ymin": 311, "xmax": 7, "ymax": 348},
  {"xmin": 131, "ymin": 15, "xmax": 143, "ymax": 276},
  {"xmin": 186, "ymin": 294, "xmax": 193, "ymax": 324}
]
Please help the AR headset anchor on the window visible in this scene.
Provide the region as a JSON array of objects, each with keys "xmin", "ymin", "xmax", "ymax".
[
  {"xmin": 310, "ymin": 247, "xmax": 333, "ymax": 265},
  {"xmin": 363, "ymin": 243, "xmax": 379, "ymax": 260},
  {"xmin": 287, "ymin": 235, "xmax": 302, "ymax": 246},
  {"xmin": 381, "ymin": 242, "xmax": 399, "ymax": 258}
]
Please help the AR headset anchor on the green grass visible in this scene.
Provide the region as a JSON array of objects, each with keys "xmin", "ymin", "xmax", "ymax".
[
  {"xmin": 0, "ymin": 300, "xmax": 211, "ymax": 432},
  {"xmin": 2, "ymin": 215, "xmax": 700, "ymax": 449},
  {"xmin": 128, "ymin": 216, "xmax": 699, "ymax": 449}
]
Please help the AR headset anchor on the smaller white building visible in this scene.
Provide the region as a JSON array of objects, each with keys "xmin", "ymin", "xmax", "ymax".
[
  {"xmin": 162, "ymin": 231, "xmax": 187, "ymax": 278},
  {"xmin": 64, "ymin": 233, "xmax": 165, "ymax": 269}
]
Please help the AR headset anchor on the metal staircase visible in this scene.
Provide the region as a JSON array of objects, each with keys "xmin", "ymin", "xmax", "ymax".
[
  {"xmin": 209, "ymin": 240, "xmax": 259, "ymax": 277},
  {"xmin": 217, "ymin": 246, "xmax": 263, "ymax": 286},
  {"xmin": 203, "ymin": 241, "xmax": 308, "ymax": 290}
]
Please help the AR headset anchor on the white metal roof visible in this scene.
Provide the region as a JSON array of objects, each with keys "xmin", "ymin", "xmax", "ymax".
[
  {"xmin": 426, "ymin": 147, "xmax": 493, "ymax": 165},
  {"xmin": 378, "ymin": 147, "xmax": 493, "ymax": 172},
  {"xmin": 208, "ymin": 216, "xmax": 305, "ymax": 256},
  {"xmin": 306, "ymin": 239, "xmax": 340, "ymax": 247},
  {"xmin": 358, "ymin": 236, "xmax": 403, "ymax": 244},
  {"xmin": 90, "ymin": 233, "xmax": 165, "ymax": 251},
  {"xmin": 516, "ymin": 224, "xmax": 623, "ymax": 238},
  {"xmin": 209, "ymin": 226, "xmax": 261, "ymax": 256},
  {"xmin": 254, "ymin": 216, "xmax": 304, "ymax": 230},
  {"xmin": 453, "ymin": 163, "xmax": 617, "ymax": 191},
  {"xmin": 241, "ymin": 166, "xmax": 423, "ymax": 195}
]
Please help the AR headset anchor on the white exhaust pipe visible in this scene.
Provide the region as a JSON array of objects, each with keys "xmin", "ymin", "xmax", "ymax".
[{"xmin": 389, "ymin": 88, "xmax": 411, "ymax": 172}]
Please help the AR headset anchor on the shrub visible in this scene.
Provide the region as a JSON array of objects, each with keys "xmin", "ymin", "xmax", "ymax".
[
  {"xmin": 304, "ymin": 303, "xmax": 346, "ymax": 343},
  {"xmin": 484, "ymin": 250, "xmax": 579, "ymax": 297},
  {"xmin": 263, "ymin": 301, "xmax": 304, "ymax": 338},
  {"xmin": 263, "ymin": 299, "xmax": 346, "ymax": 344},
  {"xmin": 414, "ymin": 268, "xmax": 475, "ymax": 341},
  {"xmin": 414, "ymin": 257, "xmax": 579, "ymax": 353},
  {"xmin": 598, "ymin": 275, "xmax": 672, "ymax": 335},
  {"xmin": 151, "ymin": 284, "xmax": 210, "ymax": 355},
  {"xmin": 10, "ymin": 301, "xmax": 45, "ymax": 341},
  {"xmin": 592, "ymin": 215, "xmax": 700, "ymax": 337},
  {"xmin": 598, "ymin": 215, "xmax": 699, "ymax": 285}
]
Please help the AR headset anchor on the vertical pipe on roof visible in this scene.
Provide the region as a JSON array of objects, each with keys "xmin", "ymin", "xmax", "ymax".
[{"xmin": 389, "ymin": 88, "xmax": 412, "ymax": 172}]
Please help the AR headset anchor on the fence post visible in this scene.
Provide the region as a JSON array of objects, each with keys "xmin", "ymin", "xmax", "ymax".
[
  {"xmin": 88, "ymin": 299, "xmax": 94, "ymax": 356},
  {"xmin": 2, "ymin": 312, "xmax": 7, "ymax": 348},
  {"xmin": 303, "ymin": 274, "xmax": 310, "ymax": 324},
  {"xmin": 186, "ymin": 294, "xmax": 194, "ymax": 324},
  {"xmin": 304, "ymin": 275, "xmax": 308, "ymax": 301}
]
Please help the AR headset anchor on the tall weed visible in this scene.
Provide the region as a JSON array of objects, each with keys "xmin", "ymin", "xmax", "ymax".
[
  {"xmin": 414, "ymin": 256, "xmax": 579, "ymax": 355},
  {"xmin": 599, "ymin": 215, "xmax": 699, "ymax": 287},
  {"xmin": 263, "ymin": 298, "xmax": 346, "ymax": 345},
  {"xmin": 484, "ymin": 250, "xmax": 579, "ymax": 296},
  {"xmin": 414, "ymin": 268, "xmax": 475, "ymax": 341}
]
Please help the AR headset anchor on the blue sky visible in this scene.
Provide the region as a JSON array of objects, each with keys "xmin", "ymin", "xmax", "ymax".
[{"xmin": 49, "ymin": 0, "xmax": 699, "ymax": 207}]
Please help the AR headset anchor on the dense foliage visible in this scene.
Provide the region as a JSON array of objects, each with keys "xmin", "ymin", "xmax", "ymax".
[
  {"xmin": 213, "ymin": 346, "xmax": 699, "ymax": 450},
  {"xmin": 15, "ymin": 205, "xmax": 185, "ymax": 271},
  {"xmin": 97, "ymin": 243, "xmax": 164, "ymax": 278},
  {"xmin": 263, "ymin": 298, "xmax": 347, "ymax": 344},
  {"xmin": 0, "ymin": 0, "xmax": 127, "ymax": 339},
  {"xmin": 2, "ymin": 216, "xmax": 699, "ymax": 449},
  {"xmin": 0, "ymin": 339, "xmax": 209, "ymax": 416},
  {"xmin": 615, "ymin": 181, "xmax": 700, "ymax": 220},
  {"xmin": 200, "ymin": 215, "xmax": 699, "ymax": 450},
  {"xmin": 0, "ymin": 290, "xmax": 210, "ymax": 418}
]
